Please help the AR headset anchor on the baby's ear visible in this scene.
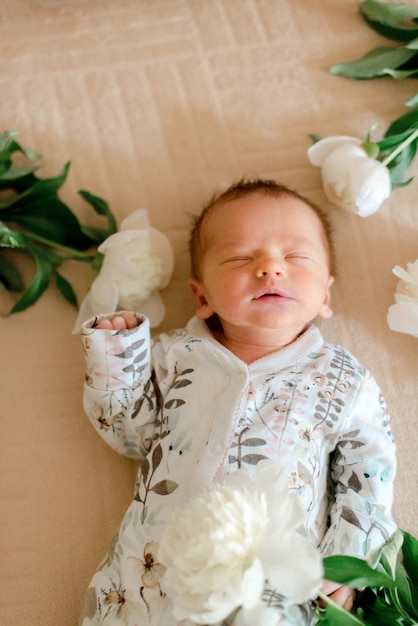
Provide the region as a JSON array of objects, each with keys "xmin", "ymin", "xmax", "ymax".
[
  {"xmin": 318, "ymin": 275, "xmax": 334, "ymax": 320},
  {"xmin": 188, "ymin": 278, "xmax": 215, "ymax": 320}
]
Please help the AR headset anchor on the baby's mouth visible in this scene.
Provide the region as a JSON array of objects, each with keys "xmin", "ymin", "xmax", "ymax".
[{"xmin": 253, "ymin": 291, "xmax": 291, "ymax": 301}]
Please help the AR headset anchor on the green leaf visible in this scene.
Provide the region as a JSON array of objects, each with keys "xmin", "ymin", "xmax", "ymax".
[
  {"xmin": 359, "ymin": 0, "xmax": 418, "ymax": 42},
  {"xmin": 0, "ymin": 255, "xmax": 24, "ymax": 291},
  {"xmin": 383, "ymin": 67, "xmax": 418, "ymax": 79},
  {"xmin": 330, "ymin": 45, "xmax": 417, "ymax": 79},
  {"xmin": 379, "ymin": 113, "xmax": 418, "ymax": 185},
  {"xmin": 80, "ymin": 225, "xmax": 110, "ymax": 243},
  {"xmin": 377, "ymin": 129, "xmax": 414, "ymax": 151},
  {"xmin": 406, "ymin": 37, "xmax": 418, "ymax": 50},
  {"xmin": 309, "ymin": 133, "xmax": 322, "ymax": 144},
  {"xmin": 0, "ymin": 161, "xmax": 70, "ymax": 209},
  {"xmin": 401, "ymin": 531, "xmax": 418, "ymax": 581},
  {"xmin": 406, "ymin": 93, "xmax": 418, "ymax": 107},
  {"xmin": 79, "ymin": 190, "xmax": 117, "ymax": 238},
  {"xmin": 0, "ymin": 131, "xmax": 117, "ymax": 315},
  {"xmin": 1, "ymin": 197, "xmax": 94, "ymax": 250},
  {"xmin": 0, "ymin": 222, "xmax": 28, "ymax": 249},
  {"xmin": 0, "ymin": 130, "xmax": 18, "ymax": 153},
  {"xmin": 0, "ymin": 130, "xmax": 40, "ymax": 162},
  {"xmin": 0, "ymin": 166, "xmax": 39, "ymax": 182},
  {"xmin": 392, "ymin": 560, "xmax": 418, "ymax": 621},
  {"xmin": 8, "ymin": 246, "xmax": 52, "ymax": 314},
  {"xmin": 387, "ymin": 141, "xmax": 417, "ymax": 186},
  {"xmin": 399, "ymin": 531, "xmax": 418, "ymax": 615},
  {"xmin": 357, "ymin": 592, "xmax": 409, "ymax": 626},
  {"xmin": 322, "ymin": 555, "xmax": 396, "ymax": 589},
  {"xmin": 387, "ymin": 110, "xmax": 418, "ymax": 135},
  {"xmin": 54, "ymin": 270, "xmax": 78, "ymax": 307}
]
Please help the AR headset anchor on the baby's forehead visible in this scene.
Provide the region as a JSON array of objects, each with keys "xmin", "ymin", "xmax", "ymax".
[
  {"xmin": 202, "ymin": 191, "xmax": 332, "ymax": 263},
  {"xmin": 205, "ymin": 192, "xmax": 324, "ymax": 234}
]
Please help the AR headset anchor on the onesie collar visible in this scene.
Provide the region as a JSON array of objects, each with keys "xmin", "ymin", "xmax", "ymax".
[{"xmin": 185, "ymin": 317, "xmax": 324, "ymax": 373}]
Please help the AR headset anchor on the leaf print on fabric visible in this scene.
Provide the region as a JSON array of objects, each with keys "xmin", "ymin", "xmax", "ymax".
[
  {"xmin": 296, "ymin": 460, "xmax": 315, "ymax": 492},
  {"xmin": 171, "ymin": 368, "xmax": 194, "ymax": 388},
  {"xmin": 168, "ymin": 430, "xmax": 192, "ymax": 457},
  {"xmin": 339, "ymin": 502, "xmax": 393, "ymax": 556},
  {"xmin": 228, "ymin": 427, "xmax": 268, "ymax": 469},
  {"xmin": 241, "ymin": 453, "xmax": 269, "ymax": 465},
  {"xmin": 150, "ymin": 480, "xmax": 179, "ymax": 495},
  {"xmin": 164, "ymin": 398, "xmax": 185, "ymax": 409},
  {"xmin": 347, "ymin": 471, "xmax": 363, "ymax": 493},
  {"xmin": 83, "ymin": 586, "xmax": 99, "ymax": 620},
  {"xmin": 135, "ymin": 443, "xmax": 179, "ymax": 518},
  {"xmin": 341, "ymin": 506, "xmax": 363, "ymax": 530},
  {"xmin": 132, "ymin": 372, "xmax": 161, "ymax": 418},
  {"xmin": 132, "ymin": 368, "xmax": 194, "ymax": 525},
  {"xmin": 312, "ymin": 347, "xmax": 358, "ymax": 430},
  {"xmin": 161, "ymin": 368, "xmax": 193, "ymax": 437},
  {"xmin": 105, "ymin": 337, "xmax": 150, "ymax": 384},
  {"xmin": 338, "ymin": 430, "xmax": 366, "ymax": 451}
]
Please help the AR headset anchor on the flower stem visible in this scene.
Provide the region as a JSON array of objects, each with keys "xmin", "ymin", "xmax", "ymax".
[
  {"xmin": 21, "ymin": 230, "xmax": 96, "ymax": 262},
  {"xmin": 382, "ymin": 127, "xmax": 418, "ymax": 167}
]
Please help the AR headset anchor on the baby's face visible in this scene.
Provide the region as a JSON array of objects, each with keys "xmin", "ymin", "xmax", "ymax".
[{"xmin": 189, "ymin": 192, "xmax": 333, "ymax": 343}]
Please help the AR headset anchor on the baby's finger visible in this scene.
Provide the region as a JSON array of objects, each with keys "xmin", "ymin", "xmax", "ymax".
[
  {"xmin": 121, "ymin": 312, "xmax": 139, "ymax": 328},
  {"xmin": 95, "ymin": 318, "xmax": 114, "ymax": 330},
  {"xmin": 329, "ymin": 586, "xmax": 355, "ymax": 611},
  {"xmin": 111, "ymin": 315, "xmax": 128, "ymax": 330}
]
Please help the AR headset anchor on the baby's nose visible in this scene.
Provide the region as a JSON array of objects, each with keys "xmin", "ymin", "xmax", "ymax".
[{"xmin": 255, "ymin": 256, "xmax": 285, "ymax": 277}]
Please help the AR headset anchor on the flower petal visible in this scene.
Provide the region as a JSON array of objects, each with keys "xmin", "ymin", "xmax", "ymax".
[
  {"xmin": 130, "ymin": 291, "xmax": 166, "ymax": 328},
  {"xmin": 307, "ymin": 136, "xmax": 362, "ymax": 167},
  {"xmin": 387, "ymin": 302, "xmax": 418, "ymax": 337},
  {"xmin": 72, "ymin": 278, "xmax": 119, "ymax": 333},
  {"xmin": 147, "ymin": 227, "xmax": 174, "ymax": 287},
  {"xmin": 321, "ymin": 144, "xmax": 391, "ymax": 216},
  {"xmin": 98, "ymin": 229, "xmax": 146, "ymax": 253},
  {"xmin": 393, "ymin": 261, "xmax": 418, "ymax": 285},
  {"xmin": 260, "ymin": 536, "xmax": 323, "ymax": 602},
  {"xmin": 235, "ymin": 602, "xmax": 284, "ymax": 626},
  {"xmin": 120, "ymin": 209, "xmax": 150, "ymax": 231},
  {"xmin": 239, "ymin": 558, "xmax": 265, "ymax": 609}
]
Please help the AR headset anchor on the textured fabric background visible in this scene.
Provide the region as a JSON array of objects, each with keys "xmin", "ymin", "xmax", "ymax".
[{"xmin": 1, "ymin": 1, "xmax": 417, "ymax": 624}]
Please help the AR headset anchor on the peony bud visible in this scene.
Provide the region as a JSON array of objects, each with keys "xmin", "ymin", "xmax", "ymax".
[
  {"xmin": 72, "ymin": 209, "xmax": 174, "ymax": 333},
  {"xmin": 308, "ymin": 136, "xmax": 391, "ymax": 217}
]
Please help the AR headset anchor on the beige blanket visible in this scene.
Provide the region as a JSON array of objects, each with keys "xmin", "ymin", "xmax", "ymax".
[{"xmin": 1, "ymin": 1, "xmax": 417, "ymax": 624}]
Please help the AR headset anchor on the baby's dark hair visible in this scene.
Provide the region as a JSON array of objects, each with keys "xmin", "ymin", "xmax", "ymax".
[{"xmin": 189, "ymin": 178, "xmax": 336, "ymax": 279}]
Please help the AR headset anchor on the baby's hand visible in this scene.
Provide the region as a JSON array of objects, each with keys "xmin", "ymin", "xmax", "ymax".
[
  {"xmin": 320, "ymin": 580, "xmax": 356, "ymax": 611},
  {"xmin": 94, "ymin": 312, "xmax": 139, "ymax": 330}
]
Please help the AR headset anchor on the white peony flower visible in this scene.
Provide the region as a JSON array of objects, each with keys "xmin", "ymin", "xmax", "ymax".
[
  {"xmin": 308, "ymin": 136, "xmax": 391, "ymax": 217},
  {"xmin": 387, "ymin": 259, "xmax": 418, "ymax": 338},
  {"xmin": 73, "ymin": 210, "xmax": 174, "ymax": 333},
  {"xmin": 158, "ymin": 460, "xmax": 323, "ymax": 625}
]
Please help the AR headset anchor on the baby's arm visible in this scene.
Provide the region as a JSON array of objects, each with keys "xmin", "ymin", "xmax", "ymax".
[
  {"xmin": 320, "ymin": 369, "xmax": 397, "ymax": 557},
  {"xmin": 81, "ymin": 312, "xmax": 158, "ymax": 459},
  {"xmin": 318, "ymin": 370, "xmax": 397, "ymax": 610}
]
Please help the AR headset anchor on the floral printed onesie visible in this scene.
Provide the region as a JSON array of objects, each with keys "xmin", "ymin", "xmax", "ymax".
[{"xmin": 80, "ymin": 314, "xmax": 397, "ymax": 626}]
